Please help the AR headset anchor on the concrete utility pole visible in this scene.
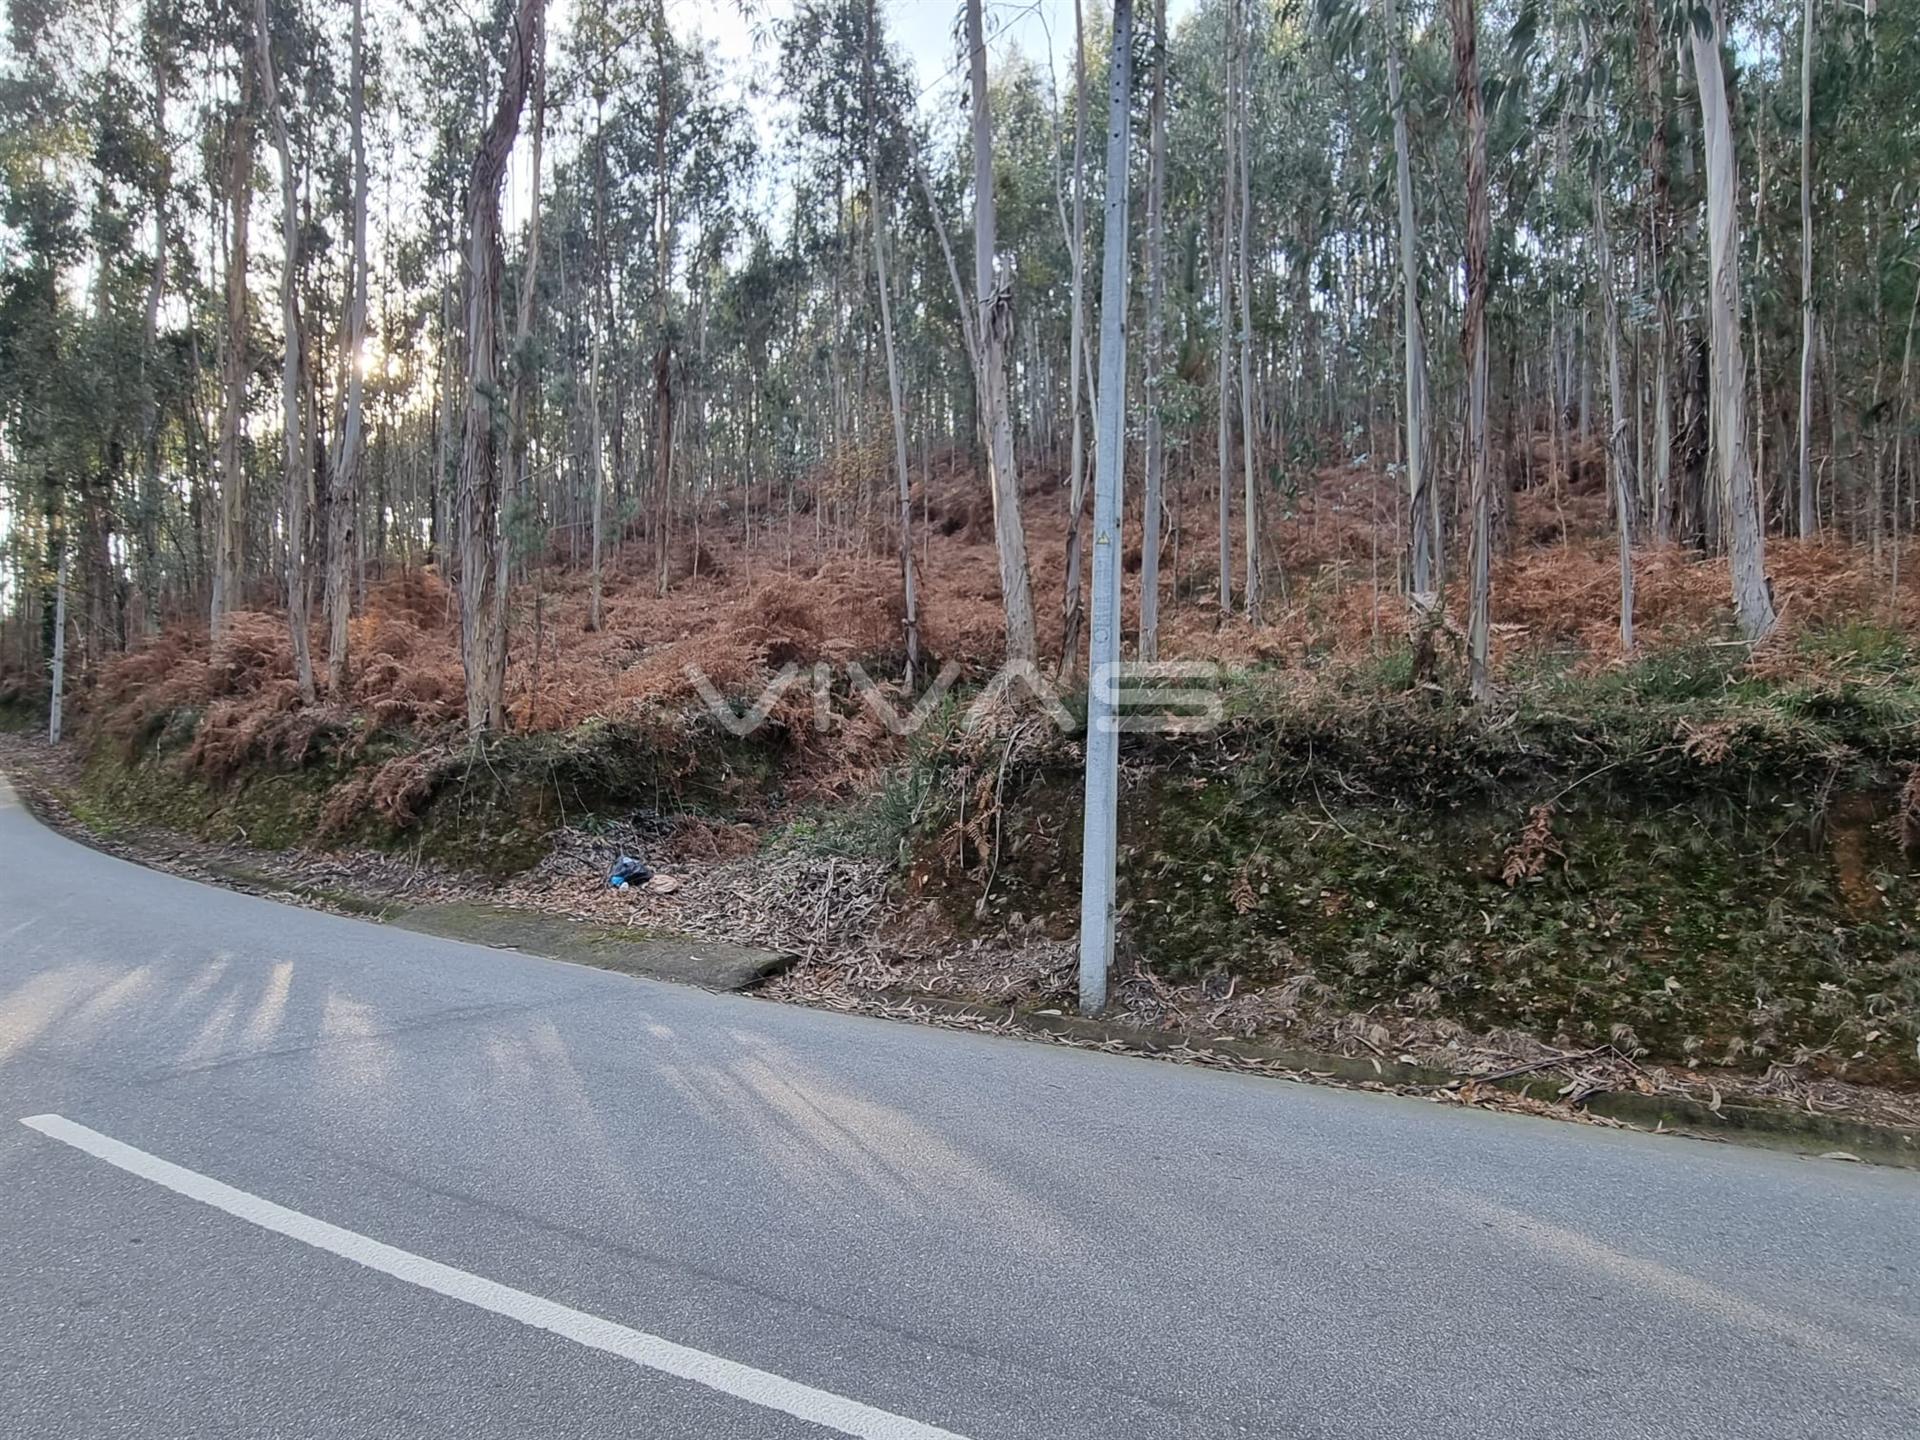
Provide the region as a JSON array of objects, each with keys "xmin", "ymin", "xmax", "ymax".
[{"xmin": 1078, "ymin": 0, "xmax": 1134, "ymax": 1016}]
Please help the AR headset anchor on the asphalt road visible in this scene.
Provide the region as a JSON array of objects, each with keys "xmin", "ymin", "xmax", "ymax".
[{"xmin": 2, "ymin": 774, "xmax": 1917, "ymax": 1439}]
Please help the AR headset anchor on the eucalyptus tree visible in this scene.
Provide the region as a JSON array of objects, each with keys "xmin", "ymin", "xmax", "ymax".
[
  {"xmin": 777, "ymin": 0, "xmax": 920, "ymax": 671},
  {"xmin": 981, "ymin": 53, "xmax": 1077, "ymax": 459},
  {"xmin": 457, "ymin": 0, "xmax": 546, "ymax": 736},
  {"xmin": 860, "ymin": 0, "xmax": 920, "ymax": 681},
  {"xmin": 408, "ymin": 0, "xmax": 517, "ymax": 574},
  {"xmin": 505, "ymin": 13, "xmax": 548, "ymax": 577},
  {"xmin": 642, "ymin": 0, "xmax": 680, "ymax": 597},
  {"xmin": 1215, "ymin": 0, "xmax": 1237, "ymax": 612},
  {"xmin": 1138, "ymin": 0, "xmax": 1169, "ymax": 660},
  {"xmin": 0, "ymin": 0, "xmax": 95, "ymax": 668},
  {"xmin": 211, "ymin": 49, "xmax": 254, "ymax": 636},
  {"xmin": 252, "ymin": 0, "xmax": 315, "ymax": 701},
  {"xmin": 539, "ymin": 5, "xmax": 745, "ymax": 606},
  {"xmin": 1450, "ymin": 0, "xmax": 1493, "ymax": 698},
  {"xmin": 1230, "ymin": 0, "xmax": 1262, "ymax": 616},
  {"xmin": 3, "ymin": 0, "xmax": 178, "ymax": 664},
  {"xmin": 597, "ymin": 14, "xmax": 753, "ymax": 597},
  {"xmin": 965, "ymin": 0, "xmax": 1038, "ymax": 664},
  {"xmin": 1801, "ymin": 0, "xmax": 1918, "ymax": 547},
  {"xmin": 0, "ymin": 24, "xmax": 87, "ymax": 674},
  {"xmin": 1382, "ymin": 0, "xmax": 1433, "ymax": 608},
  {"xmin": 136, "ymin": 1, "xmax": 182, "ymax": 637},
  {"xmin": 323, "ymin": 0, "xmax": 371, "ymax": 694},
  {"xmin": 1796, "ymin": 0, "xmax": 1817, "ymax": 537},
  {"xmin": 1061, "ymin": 0, "xmax": 1092, "ymax": 670},
  {"xmin": 1690, "ymin": 0, "xmax": 1776, "ymax": 639},
  {"xmin": 569, "ymin": 0, "xmax": 634, "ymax": 631},
  {"xmin": 1584, "ymin": 14, "xmax": 1635, "ymax": 652},
  {"xmin": 1641, "ymin": 0, "xmax": 1675, "ymax": 545}
]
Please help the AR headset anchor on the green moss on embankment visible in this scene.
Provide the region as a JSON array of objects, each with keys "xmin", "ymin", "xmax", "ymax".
[
  {"xmin": 71, "ymin": 744, "xmax": 343, "ymax": 850},
  {"xmin": 909, "ymin": 638, "xmax": 1920, "ymax": 1085},
  {"xmin": 74, "ymin": 703, "xmax": 785, "ymax": 878}
]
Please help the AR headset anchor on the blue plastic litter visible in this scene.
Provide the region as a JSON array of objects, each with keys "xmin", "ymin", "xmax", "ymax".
[{"xmin": 608, "ymin": 854, "xmax": 653, "ymax": 888}]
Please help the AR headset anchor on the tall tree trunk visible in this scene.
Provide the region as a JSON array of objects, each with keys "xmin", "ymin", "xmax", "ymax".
[
  {"xmin": 1234, "ymin": 0, "xmax": 1263, "ymax": 616},
  {"xmin": 866, "ymin": 0, "xmax": 918, "ymax": 685},
  {"xmin": 1450, "ymin": 0, "xmax": 1494, "ymax": 700},
  {"xmin": 1587, "ymin": 23, "xmax": 1637, "ymax": 653},
  {"xmin": 650, "ymin": 4, "xmax": 676, "ymax": 600},
  {"xmin": 507, "ymin": 27, "xmax": 547, "ymax": 545},
  {"xmin": 918, "ymin": 160, "xmax": 979, "ymax": 367},
  {"xmin": 84, "ymin": 187, "xmax": 121, "ymax": 669},
  {"xmin": 965, "ymin": 0, "xmax": 1037, "ymax": 662},
  {"xmin": 1640, "ymin": 0, "xmax": 1676, "ymax": 543},
  {"xmin": 587, "ymin": 97, "xmax": 608, "ymax": 632},
  {"xmin": 186, "ymin": 328, "xmax": 209, "ymax": 594},
  {"xmin": 650, "ymin": 340, "xmax": 673, "ymax": 594},
  {"xmin": 137, "ymin": 55, "xmax": 168, "ymax": 639},
  {"xmin": 1061, "ymin": 0, "xmax": 1091, "ymax": 670},
  {"xmin": 431, "ymin": 245, "xmax": 454, "ymax": 571},
  {"xmin": 212, "ymin": 73, "xmax": 254, "ymax": 638},
  {"xmin": 1217, "ymin": 13, "xmax": 1236, "ymax": 616},
  {"xmin": 1139, "ymin": 0, "xmax": 1168, "ymax": 661},
  {"xmin": 1796, "ymin": 0, "xmax": 1817, "ymax": 538},
  {"xmin": 458, "ymin": 0, "xmax": 546, "ymax": 737},
  {"xmin": 1652, "ymin": 273, "xmax": 1674, "ymax": 542},
  {"xmin": 1691, "ymin": 0, "xmax": 1777, "ymax": 638},
  {"xmin": 253, "ymin": 0, "xmax": 315, "ymax": 703},
  {"xmin": 327, "ymin": 0, "xmax": 371, "ymax": 697},
  {"xmin": 1385, "ymin": 0, "xmax": 1433, "ymax": 606},
  {"xmin": 1217, "ymin": 222, "xmax": 1233, "ymax": 612}
]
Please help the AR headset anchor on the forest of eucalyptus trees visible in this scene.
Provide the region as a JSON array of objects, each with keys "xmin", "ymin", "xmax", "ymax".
[{"xmin": 2, "ymin": 0, "xmax": 1917, "ymax": 737}]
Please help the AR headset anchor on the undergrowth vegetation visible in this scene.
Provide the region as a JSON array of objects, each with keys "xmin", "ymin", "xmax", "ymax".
[
  {"xmin": 902, "ymin": 637, "xmax": 1920, "ymax": 1085},
  {"xmin": 80, "ymin": 669, "xmax": 790, "ymax": 875}
]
